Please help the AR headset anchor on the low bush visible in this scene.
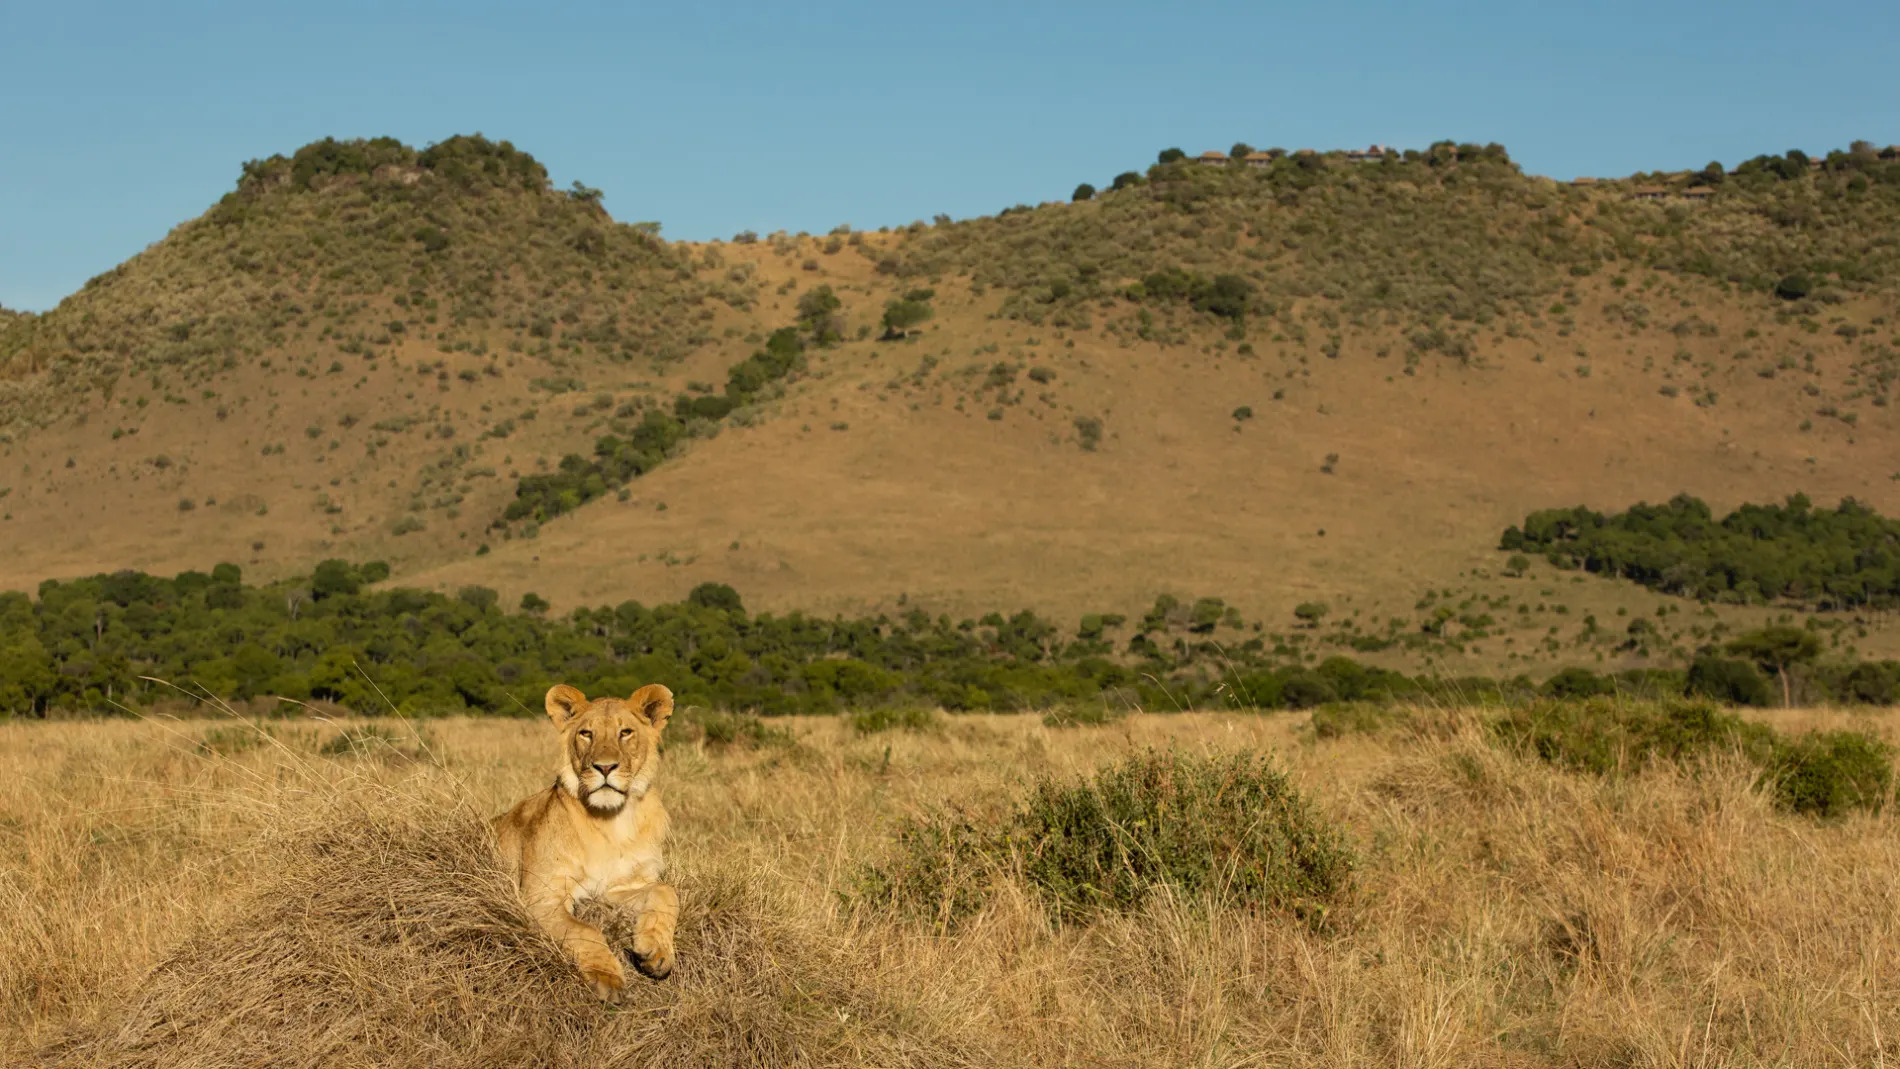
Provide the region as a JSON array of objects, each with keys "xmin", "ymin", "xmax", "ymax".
[
  {"xmin": 850, "ymin": 705, "xmax": 940, "ymax": 735},
  {"xmin": 1493, "ymin": 698, "xmax": 1892, "ymax": 818},
  {"xmin": 1490, "ymin": 698, "xmax": 1776, "ymax": 776},
  {"xmin": 670, "ymin": 708, "xmax": 793, "ymax": 750},
  {"xmin": 1309, "ymin": 702, "xmax": 1407, "ymax": 740},
  {"xmin": 1770, "ymin": 730, "xmax": 1893, "ymax": 817},
  {"xmin": 1687, "ymin": 654, "xmax": 1775, "ymax": 706},
  {"xmin": 854, "ymin": 749, "xmax": 1352, "ymax": 927}
]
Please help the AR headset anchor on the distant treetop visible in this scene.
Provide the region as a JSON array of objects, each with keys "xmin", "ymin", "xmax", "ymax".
[{"xmin": 233, "ymin": 134, "xmax": 552, "ymax": 198}]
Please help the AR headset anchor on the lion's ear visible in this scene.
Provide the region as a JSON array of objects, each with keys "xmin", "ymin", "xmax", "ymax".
[
  {"xmin": 630, "ymin": 684, "xmax": 674, "ymax": 732},
  {"xmin": 545, "ymin": 684, "xmax": 588, "ymax": 727}
]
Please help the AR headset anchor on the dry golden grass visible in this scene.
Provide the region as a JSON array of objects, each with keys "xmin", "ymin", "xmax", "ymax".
[{"xmin": 5, "ymin": 708, "xmax": 1897, "ymax": 1067}]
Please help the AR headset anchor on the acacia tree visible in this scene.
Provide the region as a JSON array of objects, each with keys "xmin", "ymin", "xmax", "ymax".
[
  {"xmin": 880, "ymin": 295, "xmax": 933, "ymax": 339},
  {"xmin": 1726, "ymin": 626, "xmax": 1821, "ymax": 707},
  {"xmin": 795, "ymin": 285, "xmax": 845, "ymax": 346},
  {"xmin": 1072, "ymin": 182, "xmax": 1096, "ymax": 202}
]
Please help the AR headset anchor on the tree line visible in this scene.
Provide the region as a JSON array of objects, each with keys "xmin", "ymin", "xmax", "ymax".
[
  {"xmin": 1502, "ymin": 494, "xmax": 1900, "ymax": 610},
  {"xmin": 2, "ymin": 561, "xmax": 1896, "ymax": 718}
]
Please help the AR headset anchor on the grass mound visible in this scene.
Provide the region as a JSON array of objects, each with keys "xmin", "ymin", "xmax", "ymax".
[
  {"xmin": 1492, "ymin": 697, "xmax": 1894, "ymax": 818},
  {"xmin": 855, "ymin": 749, "xmax": 1352, "ymax": 927},
  {"xmin": 44, "ymin": 799, "xmax": 980, "ymax": 1068}
]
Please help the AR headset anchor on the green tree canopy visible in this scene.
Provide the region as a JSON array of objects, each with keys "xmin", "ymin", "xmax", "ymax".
[{"xmin": 1725, "ymin": 627, "xmax": 1822, "ymax": 707}]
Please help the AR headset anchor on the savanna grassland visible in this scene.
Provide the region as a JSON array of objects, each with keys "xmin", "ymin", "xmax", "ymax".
[{"xmin": 3, "ymin": 706, "xmax": 1897, "ymax": 1068}]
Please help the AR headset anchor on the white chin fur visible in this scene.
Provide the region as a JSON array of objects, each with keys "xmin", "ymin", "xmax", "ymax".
[{"xmin": 585, "ymin": 787, "xmax": 626, "ymax": 810}]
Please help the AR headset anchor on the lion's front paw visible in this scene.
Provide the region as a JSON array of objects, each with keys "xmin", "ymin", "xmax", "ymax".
[
  {"xmin": 579, "ymin": 952, "xmax": 629, "ymax": 1002},
  {"xmin": 625, "ymin": 934, "xmax": 675, "ymax": 981}
]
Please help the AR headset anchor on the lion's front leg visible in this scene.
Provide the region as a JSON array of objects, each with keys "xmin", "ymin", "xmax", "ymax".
[
  {"xmin": 605, "ymin": 880, "xmax": 679, "ymax": 981},
  {"xmin": 523, "ymin": 885, "xmax": 627, "ymax": 1000}
]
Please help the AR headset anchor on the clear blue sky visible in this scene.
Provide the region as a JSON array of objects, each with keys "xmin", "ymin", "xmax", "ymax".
[{"xmin": 3, "ymin": 0, "xmax": 1895, "ymax": 312}]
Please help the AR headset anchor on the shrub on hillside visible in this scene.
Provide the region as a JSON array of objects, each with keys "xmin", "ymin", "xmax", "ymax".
[
  {"xmin": 1775, "ymin": 273, "xmax": 1814, "ymax": 300},
  {"xmin": 854, "ymin": 749, "xmax": 1352, "ymax": 926}
]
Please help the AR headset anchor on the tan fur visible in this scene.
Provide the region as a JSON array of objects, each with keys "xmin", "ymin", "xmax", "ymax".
[{"xmin": 492, "ymin": 682, "xmax": 678, "ymax": 999}]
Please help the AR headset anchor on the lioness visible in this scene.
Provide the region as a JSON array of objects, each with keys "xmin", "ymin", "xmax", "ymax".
[{"xmin": 493, "ymin": 682, "xmax": 678, "ymax": 999}]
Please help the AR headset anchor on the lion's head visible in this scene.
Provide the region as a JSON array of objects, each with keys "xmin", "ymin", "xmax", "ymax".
[{"xmin": 543, "ymin": 683, "xmax": 674, "ymax": 815}]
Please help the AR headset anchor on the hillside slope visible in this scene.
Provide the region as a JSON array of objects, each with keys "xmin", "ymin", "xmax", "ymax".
[{"xmin": 4, "ymin": 136, "xmax": 1899, "ymax": 673}]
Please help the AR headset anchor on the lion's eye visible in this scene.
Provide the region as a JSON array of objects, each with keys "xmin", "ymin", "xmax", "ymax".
[
  {"xmin": 619, "ymin": 728, "xmax": 633, "ymax": 739},
  {"xmin": 576, "ymin": 730, "xmax": 592, "ymax": 741}
]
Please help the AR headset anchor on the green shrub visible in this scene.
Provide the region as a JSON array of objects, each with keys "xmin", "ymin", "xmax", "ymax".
[
  {"xmin": 1770, "ymin": 730, "xmax": 1892, "ymax": 817},
  {"xmin": 850, "ymin": 705, "xmax": 940, "ymax": 735},
  {"xmin": 1687, "ymin": 654, "xmax": 1775, "ymax": 707},
  {"xmin": 670, "ymin": 708, "xmax": 793, "ymax": 750},
  {"xmin": 1279, "ymin": 672, "xmax": 1338, "ymax": 709},
  {"xmin": 1775, "ymin": 273, "xmax": 1813, "ymax": 300},
  {"xmin": 1072, "ymin": 416, "xmax": 1103, "ymax": 451},
  {"xmin": 854, "ymin": 749, "xmax": 1352, "ymax": 926},
  {"xmin": 1491, "ymin": 698, "xmax": 1776, "ymax": 777},
  {"xmin": 1542, "ymin": 666, "xmax": 1615, "ymax": 699}
]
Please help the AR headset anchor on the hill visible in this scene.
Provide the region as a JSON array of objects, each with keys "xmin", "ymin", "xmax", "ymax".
[{"xmin": 3, "ymin": 135, "xmax": 1900, "ymax": 680}]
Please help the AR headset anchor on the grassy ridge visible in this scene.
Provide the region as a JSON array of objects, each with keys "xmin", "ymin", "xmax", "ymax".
[
  {"xmin": 891, "ymin": 141, "xmax": 1900, "ymax": 333},
  {"xmin": 0, "ymin": 135, "xmax": 755, "ymax": 427}
]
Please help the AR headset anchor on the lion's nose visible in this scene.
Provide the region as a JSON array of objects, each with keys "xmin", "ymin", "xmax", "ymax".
[{"xmin": 592, "ymin": 762, "xmax": 618, "ymax": 777}]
